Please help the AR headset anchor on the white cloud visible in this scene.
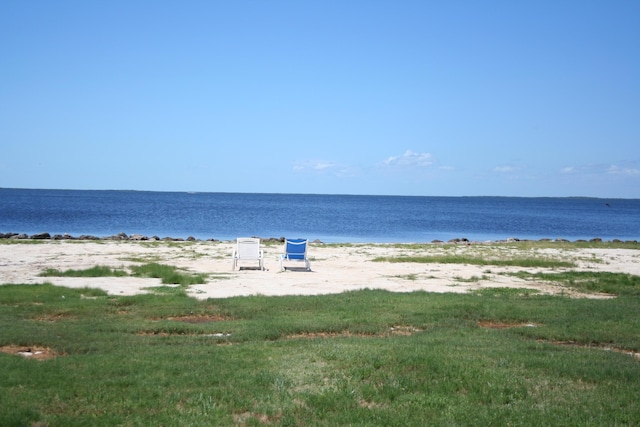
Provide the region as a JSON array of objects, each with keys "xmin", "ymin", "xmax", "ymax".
[
  {"xmin": 293, "ymin": 160, "xmax": 355, "ymax": 177},
  {"xmin": 293, "ymin": 160, "xmax": 334, "ymax": 172},
  {"xmin": 607, "ymin": 165, "xmax": 640, "ymax": 176},
  {"xmin": 383, "ymin": 150, "xmax": 433, "ymax": 168},
  {"xmin": 311, "ymin": 162, "xmax": 335, "ymax": 171},
  {"xmin": 559, "ymin": 162, "xmax": 640, "ymax": 177},
  {"xmin": 493, "ymin": 165, "xmax": 523, "ymax": 173}
]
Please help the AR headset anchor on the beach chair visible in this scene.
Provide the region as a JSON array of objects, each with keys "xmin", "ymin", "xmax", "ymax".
[
  {"xmin": 231, "ymin": 238, "xmax": 264, "ymax": 270},
  {"xmin": 279, "ymin": 238, "xmax": 311, "ymax": 271}
]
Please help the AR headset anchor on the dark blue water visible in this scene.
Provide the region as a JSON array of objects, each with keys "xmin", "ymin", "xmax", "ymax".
[{"xmin": 1, "ymin": 188, "xmax": 638, "ymax": 242}]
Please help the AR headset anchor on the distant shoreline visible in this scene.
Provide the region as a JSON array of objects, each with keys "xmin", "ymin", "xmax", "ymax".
[
  {"xmin": 2, "ymin": 187, "xmax": 639, "ymax": 200},
  {"xmin": 1, "ymin": 231, "xmax": 638, "ymax": 245}
]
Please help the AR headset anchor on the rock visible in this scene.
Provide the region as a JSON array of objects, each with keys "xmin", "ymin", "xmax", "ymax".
[
  {"xmin": 448, "ymin": 238, "xmax": 469, "ymax": 244},
  {"xmin": 129, "ymin": 234, "xmax": 148, "ymax": 241},
  {"xmin": 253, "ymin": 237, "xmax": 283, "ymax": 243},
  {"xmin": 186, "ymin": 236, "xmax": 196, "ymax": 241},
  {"xmin": 78, "ymin": 235, "xmax": 99, "ymax": 240},
  {"xmin": 104, "ymin": 232, "xmax": 129, "ymax": 241},
  {"xmin": 30, "ymin": 232, "xmax": 51, "ymax": 240}
]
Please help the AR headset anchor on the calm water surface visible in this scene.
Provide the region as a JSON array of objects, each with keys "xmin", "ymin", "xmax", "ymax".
[{"xmin": 1, "ymin": 188, "xmax": 638, "ymax": 242}]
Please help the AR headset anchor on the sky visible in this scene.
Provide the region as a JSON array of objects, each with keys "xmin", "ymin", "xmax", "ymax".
[{"xmin": 1, "ymin": 1, "xmax": 639, "ymax": 198}]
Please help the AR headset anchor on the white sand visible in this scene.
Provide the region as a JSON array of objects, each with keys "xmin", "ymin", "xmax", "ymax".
[{"xmin": 1, "ymin": 241, "xmax": 639, "ymax": 299}]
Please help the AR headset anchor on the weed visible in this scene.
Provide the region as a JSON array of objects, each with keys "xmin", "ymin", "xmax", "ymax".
[
  {"xmin": 40, "ymin": 266, "xmax": 128, "ymax": 277},
  {"xmin": 454, "ymin": 275, "xmax": 487, "ymax": 283},
  {"xmin": 391, "ymin": 274, "xmax": 418, "ymax": 281},
  {"xmin": 507, "ymin": 271, "xmax": 640, "ymax": 296},
  {"xmin": 39, "ymin": 263, "xmax": 208, "ymax": 286},
  {"xmin": 130, "ymin": 263, "xmax": 208, "ymax": 285},
  {"xmin": 373, "ymin": 255, "xmax": 574, "ymax": 268}
]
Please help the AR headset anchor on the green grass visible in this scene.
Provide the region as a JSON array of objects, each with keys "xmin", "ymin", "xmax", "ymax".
[
  {"xmin": 373, "ymin": 254, "xmax": 575, "ymax": 268},
  {"xmin": 40, "ymin": 265, "xmax": 129, "ymax": 278},
  {"xmin": 331, "ymin": 240, "xmax": 640, "ymax": 251},
  {"xmin": 1, "ymin": 274, "xmax": 640, "ymax": 426},
  {"xmin": 391, "ymin": 274, "xmax": 419, "ymax": 281},
  {"xmin": 39, "ymin": 263, "xmax": 208, "ymax": 286},
  {"xmin": 454, "ymin": 275, "xmax": 487, "ymax": 282},
  {"xmin": 0, "ymin": 239, "xmax": 52, "ymax": 245},
  {"xmin": 507, "ymin": 271, "xmax": 640, "ymax": 296},
  {"xmin": 130, "ymin": 262, "xmax": 208, "ymax": 285}
]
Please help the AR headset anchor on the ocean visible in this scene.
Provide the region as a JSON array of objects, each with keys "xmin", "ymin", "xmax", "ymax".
[{"xmin": 1, "ymin": 188, "xmax": 638, "ymax": 243}]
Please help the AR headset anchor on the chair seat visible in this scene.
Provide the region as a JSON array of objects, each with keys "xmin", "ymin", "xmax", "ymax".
[
  {"xmin": 279, "ymin": 239, "xmax": 311, "ymax": 271},
  {"xmin": 232, "ymin": 238, "xmax": 264, "ymax": 270}
]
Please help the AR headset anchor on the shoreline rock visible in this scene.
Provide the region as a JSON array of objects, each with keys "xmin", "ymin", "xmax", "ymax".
[{"xmin": 0, "ymin": 232, "xmax": 636, "ymax": 245}]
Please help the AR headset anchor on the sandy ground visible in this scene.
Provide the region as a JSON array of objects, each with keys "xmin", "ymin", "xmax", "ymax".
[{"xmin": 1, "ymin": 241, "xmax": 639, "ymax": 299}]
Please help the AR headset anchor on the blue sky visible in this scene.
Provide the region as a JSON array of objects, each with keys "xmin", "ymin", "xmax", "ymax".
[{"xmin": 1, "ymin": 1, "xmax": 639, "ymax": 198}]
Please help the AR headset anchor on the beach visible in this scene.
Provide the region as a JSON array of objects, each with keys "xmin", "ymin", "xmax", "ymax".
[{"xmin": 2, "ymin": 240, "xmax": 639, "ymax": 299}]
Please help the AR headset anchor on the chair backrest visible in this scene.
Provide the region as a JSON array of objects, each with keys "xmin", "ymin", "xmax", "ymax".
[
  {"xmin": 236, "ymin": 238, "xmax": 261, "ymax": 259},
  {"xmin": 284, "ymin": 239, "xmax": 308, "ymax": 260}
]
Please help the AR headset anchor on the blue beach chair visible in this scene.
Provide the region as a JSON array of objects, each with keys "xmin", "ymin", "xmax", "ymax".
[{"xmin": 279, "ymin": 239, "xmax": 311, "ymax": 271}]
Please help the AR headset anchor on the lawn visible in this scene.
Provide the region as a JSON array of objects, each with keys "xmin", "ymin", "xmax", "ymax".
[{"xmin": 1, "ymin": 269, "xmax": 639, "ymax": 425}]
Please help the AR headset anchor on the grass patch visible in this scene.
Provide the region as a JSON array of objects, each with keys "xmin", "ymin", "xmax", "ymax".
[
  {"xmin": 1, "ymin": 275, "xmax": 640, "ymax": 425},
  {"xmin": 356, "ymin": 240, "xmax": 640, "ymax": 251},
  {"xmin": 0, "ymin": 239, "xmax": 52, "ymax": 245},
  {"xmin": 39, "ymin": 263, "xmax": 208, "ymax": 286},
  {"xmin": 511, "ymin": 240, "xmax": 640, "ymax": 250},
  {"xmin": 373, "ymin": 255, "xmax": 575, "ymax": 268},
  {"xmin": 142, "ymin": 285, "xmax": 186, "ymax": 296},
  {"xmin": 40, "ymin": 266, "xmax": 128, "ymax": 278},
  {"xmin": 454, "ymin": 275, "xmax": 488, "ymax": 283},
  {"xmin": 130, "ymin": 263, "xmax": 208, "ymax": 285},
  {"xmin": 124, "ymin": 255, "xmax": 163, "ymax": 264},
  {"xmin": 471, "ymin": 287, "xmax": 542, "ymax": 297},
  {"xmin": 391, "ymin": 274, "xmax": 419, "ymax": 281},
  {"xmin": 507, "ymin": 271, "xmax": 640, "ymax": 296}
]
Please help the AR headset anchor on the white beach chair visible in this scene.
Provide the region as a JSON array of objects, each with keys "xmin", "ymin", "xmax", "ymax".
[
  {"xmin": 231, "ymin": 238, "xmax": 264, "ymax": 270},
  {"xmin": 279, "ymin": 238, "xmax": 311, "ymax": 271}
]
